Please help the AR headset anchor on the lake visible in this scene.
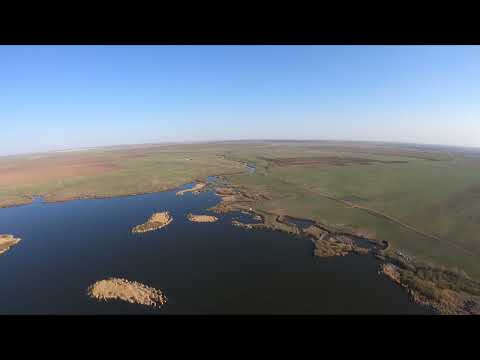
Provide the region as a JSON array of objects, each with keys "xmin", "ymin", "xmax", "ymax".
[{"xmin": 0, "ymin": 182, "xmax": 432, "ymax": 314}]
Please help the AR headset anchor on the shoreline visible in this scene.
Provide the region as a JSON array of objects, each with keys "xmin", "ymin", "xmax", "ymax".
[
  {"xmin": 176, "ymin": 182, "xmax": 207, "ymax": 196},
  {"xmin": 209, "ymin": 180, "xmax": 480, "ymax": 315},
  {"xmin": 0, "ymin": 168, "xmax": 251, "ymax": 210}
]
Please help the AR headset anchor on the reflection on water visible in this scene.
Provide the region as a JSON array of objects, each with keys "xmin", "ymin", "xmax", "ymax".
[{"xmin": 0, "ymin": 183, "xmax": 432, "ymax": 314}]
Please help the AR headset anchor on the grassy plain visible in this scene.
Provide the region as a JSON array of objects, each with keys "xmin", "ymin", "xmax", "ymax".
[
  {"xmin": 219, "ymin": 141, "xmax": 480, "ymax": 280},
  {"xmin": 0, "ymin": 144, "xmax": 245, "ymax": 207}
]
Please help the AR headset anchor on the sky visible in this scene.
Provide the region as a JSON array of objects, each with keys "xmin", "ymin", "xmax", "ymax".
[{"xmin": 1, "ymin": 45, "xmax": 480, "ymax": 155}]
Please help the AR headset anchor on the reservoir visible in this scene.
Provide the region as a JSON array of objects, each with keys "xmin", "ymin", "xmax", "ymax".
[{"xmin": 0, "ymin": 183, "xmax": 432, "ymax": 314}]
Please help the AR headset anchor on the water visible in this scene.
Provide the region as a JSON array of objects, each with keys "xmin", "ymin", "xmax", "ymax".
[
  {"xmin": 283, "ymin": 216, "xmax": 316, "ymax": 229},
  {"xmin": 0, "ymin": 184, "xmax": 432, "ymax": 314},
  {"xmin": 246, "ymin": 164, "xmax": 256, "ymax": 174}
]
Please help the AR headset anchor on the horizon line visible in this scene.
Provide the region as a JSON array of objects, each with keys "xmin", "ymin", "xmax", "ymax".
[{"xmin": 2, "ymin": 138, "xmax": 480, "ymax": 158}]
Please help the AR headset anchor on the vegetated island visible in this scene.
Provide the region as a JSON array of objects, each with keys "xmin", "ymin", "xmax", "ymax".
[
  {"xmin": 132, "ymin": 211, "xmax": 172, "ymax": 234},
  {"xmin": 0, "ymin": 234, "xmax": 21, "ymax": 255},
  {"xmin": 176, "ymin": 182, "xmax": 206, "ymax": 196},
  {"xmin": 187, "ymin": 213, "xmax": 218, "ymax": 223},
  {"xmin": 87, "ymin": 278, "xmax": 167, "ymax": 308}
]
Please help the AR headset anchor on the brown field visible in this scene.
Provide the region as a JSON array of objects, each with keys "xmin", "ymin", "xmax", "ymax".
[
  {"xmin": 300, "ymin": 143, "xmax": 448, "ymax": 161},
  {"xmin": 0, "ymin": 153, "xmax": 121, "ymax": 186},
  {"xmin": 260, "ymin": 156, "xmax": 408, "ymax": 167}
]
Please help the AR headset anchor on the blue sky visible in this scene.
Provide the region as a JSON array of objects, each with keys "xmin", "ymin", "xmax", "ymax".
[{"xmin": 1, "ymin": 45, "xmax": 479, "ymax": 154}]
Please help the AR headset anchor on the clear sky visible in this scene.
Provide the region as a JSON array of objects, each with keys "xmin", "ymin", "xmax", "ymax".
[{"xmin": 1, "ymin": 45, "xmax": 479, "ymax": 155}]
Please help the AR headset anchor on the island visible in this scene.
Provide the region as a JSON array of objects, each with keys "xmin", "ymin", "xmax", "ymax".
[
  {"xmin": 132, "ymin": 211, "xmax": 173, "ymax": 233},
  {"xmin": 87, "ymin": 278, "xmax": 167, "ymax": 308},
  {"xmin": 187, "ymin": 213, "xmax": 218, "ymax": 223},
  {"xmin": 0, "ymin": 234, "xmax": 21, "ymax": 255}
]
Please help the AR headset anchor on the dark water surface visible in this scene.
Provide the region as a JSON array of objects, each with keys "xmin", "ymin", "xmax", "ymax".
[
  {"xmin": 0, "ymin": 183, "xmax": 432, "ymax": 314},
  {"xmin": 283, "ymin": 216, "xmax": 317, "ymax": 229}
]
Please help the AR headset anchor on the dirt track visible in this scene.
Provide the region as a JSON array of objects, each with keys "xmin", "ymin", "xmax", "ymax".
[
  {"xmin": 317, "ymin": 192, "xmax": 441, "ymax": 241},
  {"xmin": 313, "ymin": 191, "xmax": 479, "ymax": 258}
]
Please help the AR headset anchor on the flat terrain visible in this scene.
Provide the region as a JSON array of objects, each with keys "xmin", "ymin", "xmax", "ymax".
[
  {"xmin": 0, "ymin": 144, "xmax": 245, "ymax": 207},
  {"xmin": 221, "ymin": 141, "xmax": 480, "ymax": 280},
  {"xmin": 1, "ymin": 140, "xmax": 480, "ymax": 283}
]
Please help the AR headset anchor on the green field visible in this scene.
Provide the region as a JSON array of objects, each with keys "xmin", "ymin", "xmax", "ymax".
[{"xmin": 219, "ymin": 142, "xmax": 480, "ymax": 280}]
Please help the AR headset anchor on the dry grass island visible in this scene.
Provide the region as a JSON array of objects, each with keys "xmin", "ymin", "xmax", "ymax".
[
  {"xmin": 132, "ymin": 211, "xmax": 172, "ymax": 234},
  {"xmin": 87, "ymin": 278, "xmax": 167, "ymax": 308},
  {"xmin": 0, "ymin": 234, "xmax": 21, "ymax": 255},
  {"xmin": 187, "ymin": 213, "xmax": 218, "ymax": 223}
]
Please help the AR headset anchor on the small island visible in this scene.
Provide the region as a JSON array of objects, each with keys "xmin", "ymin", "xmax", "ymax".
[
  {"xmin": 87, "ymin": 278, "xmax": 167, "ymax": 308},
  {"xmin": 176, "ymin": 182, "xmax": 206, "ymax": 196},
  {"xmin": 132, "ymin": 211, "xmax": 172, "ymax": 233},
  {"xmin": 0, "ymin": 234, "xmax": 21, "ymax": 255},
  {"xmin": 187, "ymin": 213, "xmax": 218, "ymax": 223}
]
